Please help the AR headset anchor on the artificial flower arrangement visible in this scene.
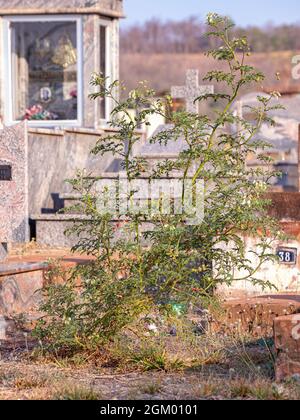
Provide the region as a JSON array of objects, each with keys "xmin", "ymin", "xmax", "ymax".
[
  {"xmin": 70, "ymin": 87, "xmax": 77, "ymax": 99},
  {"xmin": 23, "ymin": 104, "xmax": 58, "ymax": 120}
]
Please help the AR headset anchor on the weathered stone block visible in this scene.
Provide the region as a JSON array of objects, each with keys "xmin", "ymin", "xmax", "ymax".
[
  {"xmin": 276, "ymin": 353, "xmax": 300, "ymax": 382},
  {"xmin": 0, "ymin": 254, "xmax": 92, "ymax": 346},
  {"xmin": 213, "ymin": 295, "xmax": 300, "ymax": 337},
  {"xmin": 274, "ymin": 314, "xmax": 300, "ymax": 353},
  {"xmin": 274, "ymin": 314, "xmax": 300, "ymax": 382},
  {"xmin": 0, "ymin": 262, "xmax": 48, "ymax": 314},
  {"xmin": 33, "ymin": 215, "xmax": 86, "ymax": 248}
]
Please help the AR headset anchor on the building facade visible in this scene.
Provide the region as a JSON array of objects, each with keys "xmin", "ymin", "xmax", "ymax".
[
  {"xmin": 0, "ymin": 0, "xmax": 123, "ymax": 129},
  {"xmin": 0, "ymin": 1, "xmax": 129, "ymax": 217}
]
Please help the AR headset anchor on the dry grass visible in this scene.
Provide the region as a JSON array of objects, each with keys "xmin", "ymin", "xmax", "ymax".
[
  {"xmin": 140, "ymin": 381, "xmax": 163, "ymax": 396},
  {"xmin": 12, "ymin": 375, "xmax": 48, "ymax": 390},
  {"xmin": 52, "ymin": 385, "xmax": 101, "ymax": 400},
  {"xmin": 0, "ymin": 329, "xmax": 299, "ymax": 400},
  {"xmin": 191, "ymin": 378, "xmax": 290, "ymax": 400}
]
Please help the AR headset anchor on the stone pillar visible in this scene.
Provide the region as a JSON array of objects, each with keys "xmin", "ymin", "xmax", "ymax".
[
  {"xmin": 0, "ymin": 122, "xmax": 29, "ymax": 258},
  {"xmin": 298, "ymin": 124, "xmax": 300, "ymax": 192},
  {"xmin": 82, "ymin": 14, "xmax": 98, "ymax": 128}
]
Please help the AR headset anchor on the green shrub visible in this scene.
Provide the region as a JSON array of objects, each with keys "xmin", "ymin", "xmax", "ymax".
[{"xmin": 34, "ymin": 13, "xmax": 282, "ymax": 353}]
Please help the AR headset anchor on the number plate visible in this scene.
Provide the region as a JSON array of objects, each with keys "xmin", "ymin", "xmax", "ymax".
[
  {"xmin": 277, "ymin": 248, "xmax": 297, "ymax": 265},
  {"xmin": 0, "ymin": 165, "xmax": 12, "ymax": 181}
]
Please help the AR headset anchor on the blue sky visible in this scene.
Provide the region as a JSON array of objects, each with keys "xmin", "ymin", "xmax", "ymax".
[{"xmin": 121, "ymin": 0, "xmax": 300, "ymax": 27}]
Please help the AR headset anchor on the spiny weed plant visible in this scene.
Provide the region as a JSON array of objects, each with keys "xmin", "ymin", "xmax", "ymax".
[{"xmin": 34, "ymin": 14, "xmax": 283, "ymax": 354}]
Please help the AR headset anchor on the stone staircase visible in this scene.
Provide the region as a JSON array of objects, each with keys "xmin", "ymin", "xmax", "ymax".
[{"xmin": 31, "ymin": 173, "xmax": 120, "ymax": 247}]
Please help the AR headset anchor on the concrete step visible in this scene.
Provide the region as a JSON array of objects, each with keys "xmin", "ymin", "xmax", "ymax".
[
  {"xmin": 31, "ymin": 213, "xmax": 155, "ymax": 247},
  {"xmin": 31, "ymin": 214, "xmax": 91, "ymax": 248}
]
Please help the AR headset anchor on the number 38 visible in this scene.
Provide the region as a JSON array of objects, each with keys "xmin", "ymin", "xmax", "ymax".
[{"xmin": 278, "ymin": 251, "xmax": 292, "ymax": 263}]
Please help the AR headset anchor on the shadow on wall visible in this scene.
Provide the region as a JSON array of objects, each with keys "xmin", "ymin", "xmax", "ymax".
[{"xmin": 41, "ymin": 193, "xmax": 64, "ymax": 214}]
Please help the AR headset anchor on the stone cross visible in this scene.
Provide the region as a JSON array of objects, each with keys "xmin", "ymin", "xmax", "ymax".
[{"xmin": 171, "ymin": 69, "xmax": 214, "ymax": 114}]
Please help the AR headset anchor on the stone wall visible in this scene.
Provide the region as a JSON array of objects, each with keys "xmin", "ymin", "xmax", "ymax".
[
  {"xmin": 218, "ymin": 193, "xmax": 300, "ymax": 298},
  {"xmin": 217, "ymin": 233, "xmax": 300, "ymax": 298}
]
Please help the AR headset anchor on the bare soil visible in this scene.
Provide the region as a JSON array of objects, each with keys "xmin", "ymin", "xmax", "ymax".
[{"xmin": 0, "ymin": 340, "xmax": 299, "ymax": 400}]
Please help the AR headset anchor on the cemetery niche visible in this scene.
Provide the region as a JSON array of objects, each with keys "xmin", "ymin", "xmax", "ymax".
[
  {"xmin": 0, "ymin": 0, "xmax": 127, "ymax": 218},
  {"xmin": 0, "ymin": 1, "xmax": 123, "ymax": 128}
]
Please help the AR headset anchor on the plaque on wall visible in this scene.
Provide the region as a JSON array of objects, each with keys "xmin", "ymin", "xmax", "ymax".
[
  {"xmin": 277, "ymin": 247, "xmax": 297, "ymax": 265},
  {"xmin": 0, "ymin": 165, "xmax": 12, "ymax": 181},
  {"xmin": 40, "ymin": 87, "xmax": 52, "ymax": 103}
]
